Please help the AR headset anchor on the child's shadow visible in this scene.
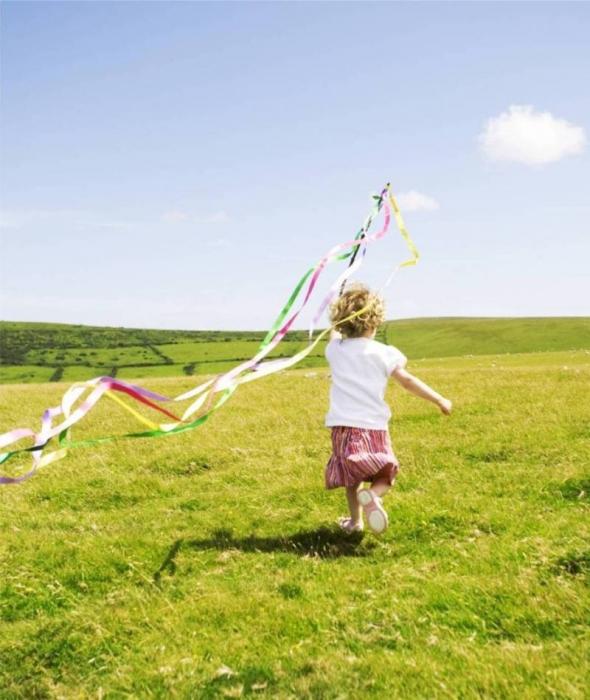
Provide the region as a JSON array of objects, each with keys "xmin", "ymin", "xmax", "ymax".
[{"xmin": 154, "ymin": 526, "xmax": 375, "ymax": 582}]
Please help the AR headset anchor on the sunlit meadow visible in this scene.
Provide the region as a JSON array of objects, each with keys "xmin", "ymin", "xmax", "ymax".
[{"xmin": 1, "ymin": 347, "xmax": 588, "ymax": 698}]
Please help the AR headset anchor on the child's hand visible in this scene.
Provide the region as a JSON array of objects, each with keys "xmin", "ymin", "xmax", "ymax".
[{"xmin": 438, "ymin": 397, "xmax": 453, "ymax": 415}]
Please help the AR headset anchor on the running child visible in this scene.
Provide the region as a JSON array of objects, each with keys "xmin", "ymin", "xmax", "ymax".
[{"xmin": 325, "ymin": 283, "xmax": 452, "ymax": 534}]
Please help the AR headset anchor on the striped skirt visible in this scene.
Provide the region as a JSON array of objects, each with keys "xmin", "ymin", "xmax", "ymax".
[{"xmin": 325, "ymin": 426, "xmax": 399, "ymax": 490}]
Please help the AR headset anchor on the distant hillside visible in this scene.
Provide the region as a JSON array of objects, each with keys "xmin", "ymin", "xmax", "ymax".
[
  {"xmin": 0, "ymin": 317, "xmax": 588, "ymax": 383},
  {"xmin": 384, "ymin": 317, "xmax": 590, "ymax": 359},
  {"xmin": 0, "ymin": 322, "xmax": 321, "ymax": 384},
  {"xmin": 0, "ymin": 321, "xmax": 273, "ymax": 364}
]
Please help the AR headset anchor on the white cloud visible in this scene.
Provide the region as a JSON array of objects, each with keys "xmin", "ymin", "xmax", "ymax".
[
  {"xmin": 395, "ymin": 190, "xmax": 440, "ymax": 212},
  {"xmin": 479, "ymin": 105, "xmax": 587, "ymax": 165},
  {"xmin": 161, "ymin": 210, "xmax": 190, "ymax": 223}
]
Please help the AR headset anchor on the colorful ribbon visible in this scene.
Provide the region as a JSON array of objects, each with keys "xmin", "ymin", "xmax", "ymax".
[{"xmin": 0, "ymin": 184, "xmax": 418, "ymax": 484}]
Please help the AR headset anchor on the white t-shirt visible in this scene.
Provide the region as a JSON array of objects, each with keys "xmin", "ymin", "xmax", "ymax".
[{"xmin": 325, "ymin": 337, "xmax": 407, "ymax": 430}]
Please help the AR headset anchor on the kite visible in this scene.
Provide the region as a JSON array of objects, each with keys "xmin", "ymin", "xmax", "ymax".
[{"xmin": 0, "ymin": 184, "xmax": 418, "ymax": 484}]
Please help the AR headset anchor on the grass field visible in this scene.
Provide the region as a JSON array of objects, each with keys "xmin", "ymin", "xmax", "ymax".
[
  {"xmin": 1, "ymin": 317, "xmax": 589, "ymax": 384},
  {"xmin": 384, "ymin": 317, "xmax": 590, "ymax": 359},
  {"xmin": 0, "ymin": 347, "xmax": 588, "ymax": 698}
]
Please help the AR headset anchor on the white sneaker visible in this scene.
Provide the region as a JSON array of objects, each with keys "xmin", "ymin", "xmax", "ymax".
[
  {"xmin": 337, "ymin": 516, "xmax": 364, "ymax": 534},
  {"xmin": 357, "ymin": 489, "xmax": 388, "ymax": 534}
]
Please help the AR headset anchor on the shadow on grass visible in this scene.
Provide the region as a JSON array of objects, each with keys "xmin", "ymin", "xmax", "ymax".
[{"xmin": 154, "ymin": 526, "xmax": 375, "ymax": 581}]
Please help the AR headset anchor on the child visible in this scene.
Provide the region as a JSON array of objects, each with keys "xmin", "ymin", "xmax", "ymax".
[{"xmin": 325, "ymin": 283, "xmax": 452, "ymax": 534}]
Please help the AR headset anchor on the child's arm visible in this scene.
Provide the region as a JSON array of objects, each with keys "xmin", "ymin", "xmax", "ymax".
[{"xmin": 391, "ymin": 367, "xmax": 452, "ymax": 415}]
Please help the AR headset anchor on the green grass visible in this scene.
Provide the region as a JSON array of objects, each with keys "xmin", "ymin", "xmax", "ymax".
[
  {"xmin": 0, "ymin": 364, "xmax": 55, "ymax": 384},
  {"xmin": 155, "ymin": 340, "xmax": 324, "ymax": 364},
  {"xmin": 60, "ymin": 366, "xmax": 117, "ymax": 382},
  {"xmin": 117, "ymin": 363, "xmax": 197, "ymax": 379},
  {"xmin": 25, "ymin": 345, "xmax": 165, "ymax": 368},
  {"xmin": 385, "ymin": 317, "xmax": 590, "ymax": 358},
  {"xmin": 0, "ymin": 350, "xmax": 588, "ymax": 698},
  {"xmin": 0, "ymin": 321, "xmax": 269, "ymax": 356},
  {"xmin": 1, "ymin": 317, "xmax": 588, "ymax": 385}
]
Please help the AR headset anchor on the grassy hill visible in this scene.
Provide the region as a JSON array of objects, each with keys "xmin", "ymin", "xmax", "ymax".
[
  {"xmin": 1, "ymin": 317, "xmax": 589, "ymax": 384},
  {"xmin": 0, "ymin": 350, "xmax": 588, "ymax": 697},
  {"xmin": 385, "ymin": 317, "xmax": 590, "ymax": 359}
]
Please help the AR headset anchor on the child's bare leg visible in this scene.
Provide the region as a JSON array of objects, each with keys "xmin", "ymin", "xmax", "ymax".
[
  {"xmin": 345, "ymin": 484, "xmax": 362, "ymax": 525},
  {"xmin": 369, "ymin": 464, "xmax": 398, "ymax": 499},
  {"xmin": 370, "ymin": 477, "xmax": 392, "ymax": 499}
]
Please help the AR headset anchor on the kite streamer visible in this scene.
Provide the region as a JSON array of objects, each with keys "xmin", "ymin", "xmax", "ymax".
[{"xmin": 0, "ymin": 184, "xmax": 418, "ymax": 484}]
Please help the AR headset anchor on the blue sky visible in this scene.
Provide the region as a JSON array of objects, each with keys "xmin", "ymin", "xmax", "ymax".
[{"xmin": 1, "ymin": 1, "xmax": 588, "ymax": 330}]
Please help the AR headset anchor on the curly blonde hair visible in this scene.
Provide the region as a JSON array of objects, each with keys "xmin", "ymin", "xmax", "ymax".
[{"xmin": 329, "ymin": 283, "xmax": 385, "ymax": 338}]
